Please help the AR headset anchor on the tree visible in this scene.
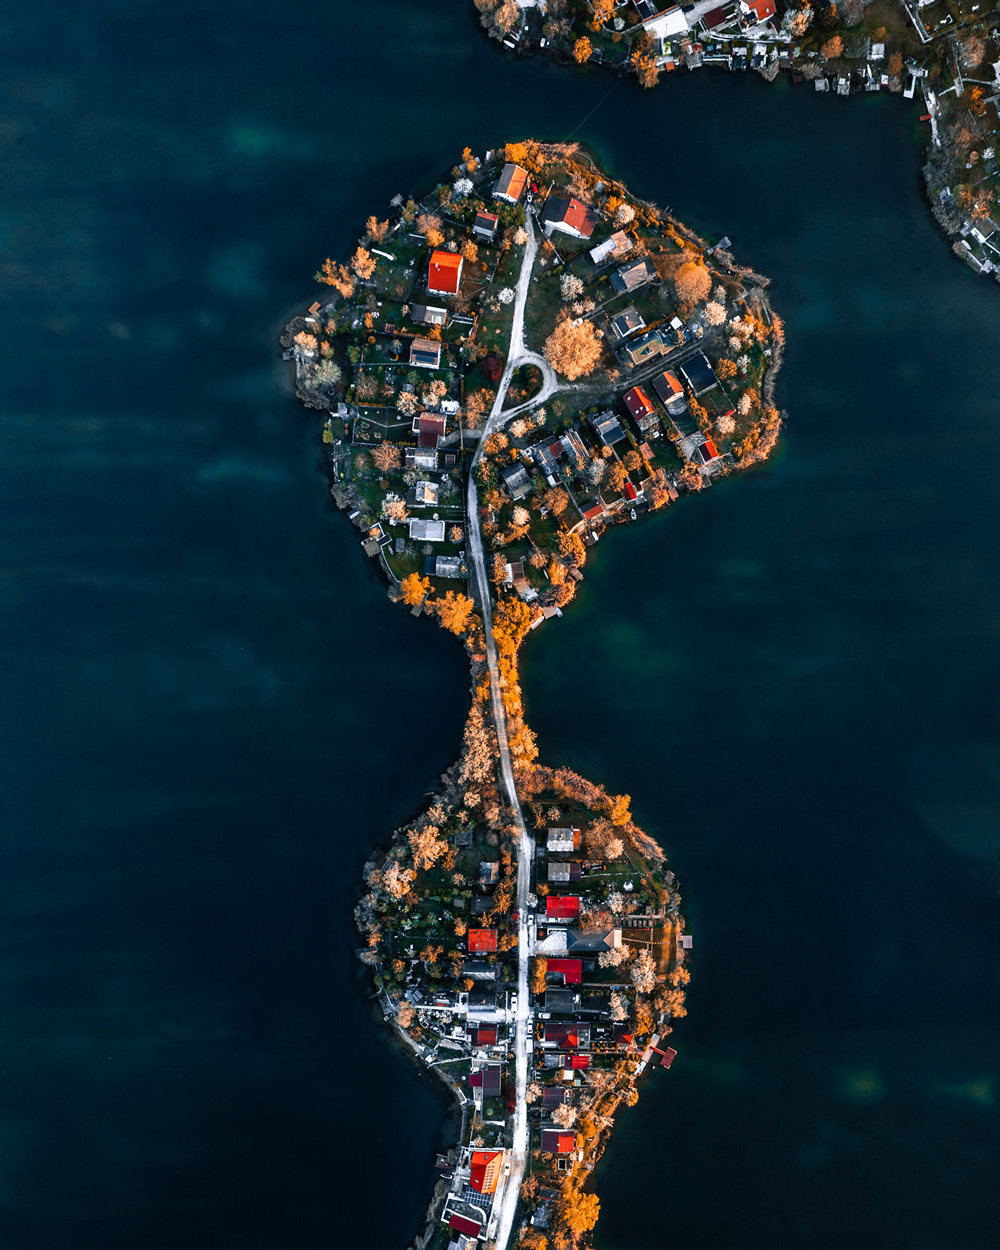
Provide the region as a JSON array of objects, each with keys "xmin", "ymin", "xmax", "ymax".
[
  {"xmin": 599, "ymin": 945, "xmax": 630, "ymax": 968},
  {"xmin": 624, "ymin": 449, "xmax": 643, "ymax": 473},
  {"xmin": 397, "ymin": 1001, "xmax": 415, "ymax": 1029},
  {"xmin": 542, "ymin": 486, "xmax": 569, "ymax": 516},
  {"xmin": 433, "ymin": 591, "xmax": 475, "ymax": 635},
  {"xmin": 820, "ymin": 34, "xmax": 843, "ymax": 59},
  {"xmin": 716, "ymin": 412, "xmax": 736, "ymax": 436},
  {"xmin": 559, "ymin": 1186, "xmax": 600, "ymax": 1238},
  {"xmin": 530, "ymin": 956, "xmax": 548, "ymax": 995},
  {"xmin": 408, "ymin": 824, "xmax": 447, "ymax": 871},
  {"xmin": 716, "ymin": 358, "xmax": 737, "ymax": 380},
  {"xmin": 372, "ymin": 442, "xmax": 403, "ymax": 472},
  {"xmin": 544, "ymin": 318, "xmax": 603, "ymax": 381},
  {"xmin": 610, "ymin": 989, "xmax": 628, "ymax": 1022},
  {"xmin": 462, "ymin": 240, "xmax": 479, "ymax": 263},
  {"xmin": 592, "ymin": 0, "xmax": 615, "ymax": 23},
  {"xmin": 615, "ymin": 202, "xmax": 635, "ymax": 226},
  {"xmin": 888, "ymin": 51, "xmax": 903, "ymax": 77},
  {"xmin": 352, "ymin": 246, "xmax": 376, "ymax": 279},
  {"xmin": 705, "ymin": 300, "xmax": 727, "ymax": 326},
  {"xmin": 491, "ymin": 552, "xmax": 508, "ymax": 586},
  {"xmin": 557, "ymin": 531, "xmax": 586, "ymax": 566},
  {"xmin": 401, "ymin": 573, "xmax": 431, "ymax": 606},
  {"xmin": 366, "ymin": 215, "xmax": 389, "ymax": 243},
  {"xmin": 560, "ymin": 273, "xmax": 584, "ymax": 301},
  {"xmin": 315, "ymin": 257, "xmax": 356, "ymax": 298},
  {"xmin": 631, "ymin": 50, "xmax": 660, "ymax": 89},
  {"xmin": 631, "ymin": 949, "xmax": 656, "ymax": 994},
  {"xmin": 608, "ymin": 792, "xmax": 632, "ymax": 826},
  {"xmin": 573, "ymin": 36, "xmax": 592, "ymax": 63},
  {"xmin": 608, "ymin": 461, "xmax": 628, "ymax": 494},
  {"xmin": 415, "ymin": 212, "xmax": 442, "ymax": 237},
  {"xmin": 552, "ymin": 1102, "xmax": 578, "ymax": 1128},
  {"xmin": 675, "ymin": 260, "xmax": 712, "ymax": 305}
]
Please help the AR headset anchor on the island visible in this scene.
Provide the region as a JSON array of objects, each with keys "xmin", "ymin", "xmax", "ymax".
[
  {"xmin": 473, "ymin": 0, "xmax": 1000, "ymax": 279},
  {"xmin": 282, "ymin": 140, "xmax": 784, "ymax": 1250}
]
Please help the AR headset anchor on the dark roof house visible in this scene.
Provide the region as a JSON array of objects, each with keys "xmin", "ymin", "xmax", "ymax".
[
  {"xmin": 589, "ymin": 410, "xmax": 628, "ymax": 446},
  {"xmin": 473, "ymin": 210, "xmax": 499, "ymax": 239},
  {"xmin": 679, "ymin": 352, "xmax": 720, "ymax": 396},
  {"xmin": 410, "ymin": 337, "xmax": 442, "ymax": 369},
  {"xmin": 610, "ymin": 257, "xmax": 657, "ymax": 295},
  {"xmin": 540, "ymin": 196, "xmax": 599, "ymax": 241}
]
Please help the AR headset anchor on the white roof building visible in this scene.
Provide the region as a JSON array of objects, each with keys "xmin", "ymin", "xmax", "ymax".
[{"xmin": 409, "ymin": 519, "xmax": 446, "ymax": 542}]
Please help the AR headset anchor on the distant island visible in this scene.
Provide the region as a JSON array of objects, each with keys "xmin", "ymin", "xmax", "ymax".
[
  {"xmin": 283, "ymin": 141, "xmax": 784, "ymax": 1250},
  {"xmin": 473, "ymin": 0, "xmax": 1000, "ymax": 278}
]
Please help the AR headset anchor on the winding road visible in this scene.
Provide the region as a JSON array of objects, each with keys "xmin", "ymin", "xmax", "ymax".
[{"xmin": 465, "ymin": 210, "xmax": 555, "ymax": 1250}]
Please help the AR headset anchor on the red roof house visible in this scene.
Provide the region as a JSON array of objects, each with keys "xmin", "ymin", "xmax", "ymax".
[
  {"xmin": 494, "ymin": 162, "xmax": 529, "ymax": 204},
  {"xmin": 468, "ymin": 928, "xmax": 498, "ymax": 953},
  {"xmin": 546, "ymin": 895, "xmax": 581, "ymax": 922},
  {"xmin": 469, "ymin": 1149, "xmax": 503, "ymax": 1194},
  {"xmin": 540, "ymin": 195, "xmax": 599, "ymax": 240},
  {"xmin": 580, "ymin": 498, "xmax": 606, "ymax": 523},
  {"xmin": 743, "ymin": 0, "xmax": 776, "ymax": 21},
  {"xmin": 449, "ymin": 1213, "xmax": 483, "ymax": 1236},
  {"xmin": 623, "ymin": 386, "xmax": 654, "ymax": 421},
  {"xmin": 468, "ymin": 1025, "xmax": 498, "ymax": 1046},
  {"xmin": 541, "ymin": 1128, "xmax": 577, "ymax": 1153},
  {"xmin": 546, "ymin": 958, "xmax": 583, "ymax": 985},
  {"xmin": 417, "ymin": 414, "xmax": 446, "ymax": 448},
  {"xmin": 565, "ymin": 1054, "xmax": 590, "ymax": 1069},
  {"xmin": 427, "ymin": 249, "xmax": 463, "ymax": 295},
  {"xmin": 624, "ymin": 480, "xmax": 638, "ymax": 502},
  {"xmin": 543, "ymin": 1022, "xmax": 590, "ymax": 1049}
]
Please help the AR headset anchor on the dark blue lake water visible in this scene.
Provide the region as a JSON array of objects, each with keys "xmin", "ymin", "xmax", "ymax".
[{"xmin": 0, "ymin": 2, "xmax": 997, "ymax": 1247}]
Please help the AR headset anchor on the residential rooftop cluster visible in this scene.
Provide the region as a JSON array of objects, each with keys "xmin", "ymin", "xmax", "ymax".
[{"xmin": 476, "ymin": 0, "xmax": 1000, "ymax": 281}]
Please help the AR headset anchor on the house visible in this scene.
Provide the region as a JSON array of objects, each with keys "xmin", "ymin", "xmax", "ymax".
[
  {"xmin": 562, "ymin": 1053, "xmax": 589, "ymax": 1070},
  {"xmin": 547, "ymin": 827, "xmax": 580, "ymax": 852},
  {"xmin": 540, "ymin": 196, "xmax": 599, "ymax": 241},
  {"xmin": 542, "ymin": 1086, "xmax": 568, "ymax": 1110},
  {"xmin": 608, "ymin": 306, "xmax": 645, "ymax": 342},
  {"xmin": 740, "ymin": 0, "xmax": 776, "ymax": 23},
  {"xmin": 642, "ymin": 5, "xmax": 690, "ymax": 48},
  {"xmin": 589, "ymin": 230, "xmax": 632, "ymax": 265},
  {"xmin": 579, "ymin": 498, "xmax": 606, "ymax": 524},
  {"xmin": 544, "ymin": 987, "xmax": 577, "ymax": 1013},
  {"xmin": 589, "ymin": 410, "xmax": 628, "ymax": 447},
  {"xmin": 679, "ymin": 352, "xmax": 720, "ymax": 396},
  {"xmin": 612, "ymin": 1024, "xmax": 635, "ymax": 1048},
  {"xmin": 409, "ymin": 518, "xmax": 447, "ymax": 542},
  {"xmin": 448, "ymin": 1213, "xmax": 484, "ymax": 1238},
  {"xmin": 545, "ymin": 957, "xmax": 583, "ymax": 985},
  {"xmin": 469, "ymin": 1150, "xmax": 503, "ymax": 1194},
  {"xmin": 500, "ymin": 461, "xmax": 533, "ymax": 500},
  {"xmin": 427, "ymin": 249, "xmax": 463, "ymax": 295},
  {"xmin": 566, "ymin": 927, "xmax": 622, "ymax": 953},
  {"xmin": 530, "ymin": 431, "xmax": 587, "ymax": 486},
  {"xmin": 471, "ymin": 895, "xmax": 494, "ymax": 917},
  {"xmin": 431, "ymin": 555, "xmax": 464, "ymax": 578},
  {"xmin": 505, "ymin": 559, "xmax": 528, "ymax": 591},
  {"xmin": 651, "ymin": 370, "xmax": 685, "ymax": 407},
  {"xmin": 622, "ymin": 386, "xmax": 655, "ymax": 424},
  {"xmin": 467, "ymin": 989, "xmax": 498, "ymax": 1013},
  {"xmin": 610, "ymin": 257, "xmax": 657, "ymax": 295},
  {"xmin": 621, "ymin": 328, "xmax": 667, "ymax": 368},
  {"xmin": 542, "ymin": 1022, "xmax": 591, "ymax": 1049},
  {"xmin": 412, "ymin": 480, "xmax": 439, "ymax": 506},
  {"xmin": 468, "ymin": 928, "xmax": 498, "ymax": 954},
  {"xmin": 696, "ymin": 437, "xmax": 721, "ymax": 464},
  {"xmin": 410, "ymin": 303, "xmax": 448, "ymax": 328},
  {"xmin": 470, "ymin": 1064, "xmax": 503, "ymax": 1096},
  {"xmin": 468, "ymin": 1024, "xmax": 499, "ymax": 1047},
  {"xmin": 406, "ymin": 447, "xmax": 439, "ymax": 472},
  {"xmin": 416, "ymin": 414, "xmax": 446, "ymax": 448},
  {"xmin": 463, "ymin": 960, "xmax": 498, "ymax": 981},
  {"xmin": 493, "ymin": 162, "xmax": 529, "ymax": 204},
  {"xmin": 473, "ymin": 210, "xmax": 499, "ymax": 240},
  {"xmin": 479, "ymin": 861, "xmax": 500, "ymax": 885},
  {"xmin": 546, "ymin": 895, "xmax": 581, "ymax": 923},
  {"xmin": 548, "ymin": 861, "xmax": 582, "ymax": 883},
  {"xmin": 541, "ymin": 1128, "xmax": 576, "ymax": 1154},
  {"xmin": 624, "ymin": 480, "xmax": 639, "ymax": 502},
  {"xmin": 410, "ymin": 337, "xmax": 442, "ymax": 369}
]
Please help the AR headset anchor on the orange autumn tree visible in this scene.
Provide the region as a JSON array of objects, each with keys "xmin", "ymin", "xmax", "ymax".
[
  {"xmin": 675, "ymin": 260, "xmax": 712, "ymax": 305},
  {"xmin": 574, "ymin": 36, "xmax": 592, "ymax": 63},
  {"xmin": 433, "ymin": 591, "xmax": 476, "ymax": 635},
  {"xmin": 401, "ymin": 573, "xmax": 431, "ymax": 607},
  {"xmin": 315, "ymin": 257, "xmax": 355, "ymax": 298},
  {"xmin": 543, "ymin": 318, "xmax": 602, "ymax": 380}
]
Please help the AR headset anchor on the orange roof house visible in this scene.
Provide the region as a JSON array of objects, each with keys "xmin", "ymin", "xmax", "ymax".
[
  {"xmin": 468, "ymin": 928, "xmax": 499, "ymax": 953},
  {"xmin": 428, "ymin": 250, "xmax": 463, "ymax": 295},
  {"xmin": 469, "ymin": 1149, "xmax": 504, "ymax": 1194},
  {"xmin": 494, "ymin": 162, "xmax": 529, "ymax": 204}
]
